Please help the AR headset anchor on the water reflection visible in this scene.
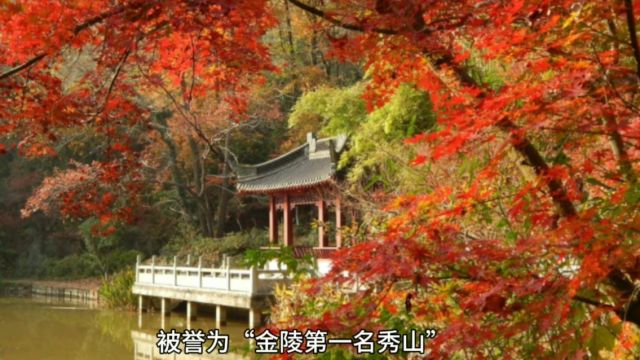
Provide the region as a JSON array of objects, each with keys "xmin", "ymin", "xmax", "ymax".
[
  {"xmin": 0, "ymin": 296, "xmax": 251, "ymax": 360},
  {"xmin": 31, "ymin": 293, "xmax": 100, "ymax": 309},
  {"xmin": 131, "ymin": 330, "xmax": 247, "ymax": 360}
]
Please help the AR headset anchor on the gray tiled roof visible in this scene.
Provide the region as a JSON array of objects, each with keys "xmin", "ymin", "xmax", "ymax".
[{"xmin": 235, "ymin": 134, "xmax": 347, "ymax": 194}]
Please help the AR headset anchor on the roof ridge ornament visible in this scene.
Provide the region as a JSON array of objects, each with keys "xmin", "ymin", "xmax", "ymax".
[
  {"xmin": 329, "ymin": 139, "xmax": 337, "ymax": 163},
  {"xmin": 306, "ymin": 132, "xmax": 317, "ymax": 153},
  {"xmin": 236, "ymin": 133, "xmax": 348, "ymax": 194}
]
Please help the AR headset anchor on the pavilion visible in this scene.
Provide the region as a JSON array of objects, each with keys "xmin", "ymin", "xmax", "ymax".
[
  {"xmin": 234, "ymin": 133, "xmax": 348, "ymax": 261},
  {"xmin": 131, "ymin": 133, "xmax": 349, "ymax": 326}
]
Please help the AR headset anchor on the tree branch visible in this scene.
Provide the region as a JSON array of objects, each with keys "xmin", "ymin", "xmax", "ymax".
[
  {"xmin": 286, "ymin": 0, "xmax": 397, "ymax": 34},
  {"xmin": 0, "ymin": 54, "xmax": 46, "ymax": 80},
  {"xmin": 87, "ymin": 48, "xmax": 131, "ymax": 123},
  {"xmin": 498, "ymin": 118, "xmax": 577, "ymax": 218},
  {"xmin": 291, "ymin": 0, "xmax": 640, "ymax": 330},
  {"xmin": 624, "ymin": 0, "xmax": 640, "ymax": 81},
  {"xmin": 0, "ymin": 5, "xmax": 128, "ymax": 80},
  {"xmin": 573, "ymin": 295, "xmax": 616, "ymax": 310},
  {"xmin": 290, "ymin": 0, "xmax": 578, "ymax": 219}
]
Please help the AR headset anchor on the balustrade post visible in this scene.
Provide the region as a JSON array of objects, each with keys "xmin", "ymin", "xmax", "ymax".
[
  {"xmin": 198, "ymin": 256, "xmax": 203, "ymax": 288},
  {"xmin": 135, "ymin": 254, "xmax": 140, "ymax": 282},
  {"xmin": 226, "ymin": 261, "xmax": 231, "ymax": 291},
  {"xmin": 151, "ymin": 256, "xmax": 156, "ymax": 284},
  {"xmin": 250, "ymin": 266, "xmax": 258, "ymax": 295},
  {"xmin": 173, "ymin": 256, "xmax": 177, "ymax": 286},
  {"xmin": 187, "ymin": 254, "xmax": 191, "ymax": 266}
]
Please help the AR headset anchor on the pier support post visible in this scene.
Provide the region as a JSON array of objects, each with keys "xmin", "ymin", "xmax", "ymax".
[
  {"xmin": 160, "ymin": 297, "xmax": 171, "ymax": 316},
  {"xmin": 160, "ymin": 298, "xmax": 166, "ymax": 329},
  {"xmin": 137, "ymin": 295, "xmax": 144, "ymax": 328},
  {"xmin": 187, "ymin": 301, "xmax": 198, "ymax": 320},
  {"xmin": 216, "ymin": 305, "xmax": 227, "ymax": 328},
  {"xmin": 249, "ymin": 308, "xmax": 262, "ymax": 329},
  {"xmin": 138, "ymin": 295, "xmax": 144, "ymax": 314},
  {"xmin": 160, "ymin": 297, "xmax": 171, "ymax": 329}
]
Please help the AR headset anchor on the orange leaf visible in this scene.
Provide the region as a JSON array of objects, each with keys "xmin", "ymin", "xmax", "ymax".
[{"xmin": 411, "ymin": 154, "xmax": 427, "ymax": 166}]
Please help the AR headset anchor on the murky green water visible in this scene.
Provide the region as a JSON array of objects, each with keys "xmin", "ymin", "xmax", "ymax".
[{"xmin": 0, "ymin": 296, "xmax": 250, "ymax": 360}]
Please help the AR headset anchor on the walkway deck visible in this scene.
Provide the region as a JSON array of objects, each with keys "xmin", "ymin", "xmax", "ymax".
[{"xmin": 132, "ymin": 256, "xmax": 288, "ymax": 328}]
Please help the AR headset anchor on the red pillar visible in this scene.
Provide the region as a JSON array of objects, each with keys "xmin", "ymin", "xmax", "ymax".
[
  {"xmin": 268, "ymin": 195, "xmax": 278, "ymax": 245},
  {"xmin": 284, "ymin": 193, "xmax": 293, "ymax": 247},
  {"xmin": 335, "ymin": 197, "xmax": 342, "ymax": 248},
  {"xmin": 317, "ymin": 200, "xmax": 327, "ymax": 248}
]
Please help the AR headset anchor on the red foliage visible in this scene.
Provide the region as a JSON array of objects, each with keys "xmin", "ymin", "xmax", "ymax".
[
  {"xmin": 6, "ymin": 0, "xmax": 640, "ymax": 357},
  {"xmin": 271, "ymin": 0, "xmax": 640, "ymax": 357},
  {"xmin": 2, "ymin": 0, "xmax": 277, "ymax": 227}
]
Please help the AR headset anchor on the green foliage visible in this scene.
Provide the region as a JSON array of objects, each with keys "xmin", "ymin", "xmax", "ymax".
[
  {"xmin": 161, "ymin": 224, "xmax": 269, "ymax": 264},
  {"xmin": 459, "ymin": 46, "xmax": 505, "ymax": 91},
  {"xmin": 243, "ymin": 246, "xmax": 316, "ymax": 278},
  {"xmin": 99, "ymin": 268, "xmax": 136, "ymax": 309},
  {"xmin": 339, "ymin": 84, "xmax": 435, "ymax": 191},
  {"xmin": 289, "ymin": 83, "xmax": 367, "ymax": 134},
  {"xmin": 44, "ymin": 253, "xmax": 102, "ymax": 279},
  {"xmin": 368, "ymin": 83, "xmax": 436, "ymax": 139},
  {"xmin": 32, "ymin": 249, "xmax": 139, "ymax": 279},
  {"xmin": 160, "ymin": 222, "xmax": 209, "ymax": 256},
  {"xmin": 77, "ymin": 217, "xmax": 120, "ymax": 274},
  {"xmin": 78, "ymin": 217, "xmax": 120, "ymax": 252},
  {"xmin": 77, "ymin": 218, "xmax": 145, "ymax": 275},
  {"xmin": 0, "ymin": 248, "xmax": 17, "ymax": 276},
  {"xmin": 289, "ymin": 82, "xmax": 436, "ymax": 192},
  {"xmin": 102, "ymin": 249, "xmax": 141, "ymax": 274}
]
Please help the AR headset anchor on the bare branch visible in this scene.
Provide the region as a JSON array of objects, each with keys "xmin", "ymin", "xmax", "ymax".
[{"xmin": 286, "ymin": 0, "xmax": 397, "ymax": 34}]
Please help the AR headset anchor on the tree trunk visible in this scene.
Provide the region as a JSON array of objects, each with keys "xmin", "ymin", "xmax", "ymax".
[
  {"xmin": 188, "ymin": 136, "xmax": 214, "ymax": 237},
  {"xmin": 153, "ymin": 112, "xmax": 193, "ymax": 221},
  {"xmin": 283, "ymin": 0, "xmax": 295, "ymax": 60},
  {"xmin": 214, "ymin": 131, "xmax": 232, "ymax": 238}
]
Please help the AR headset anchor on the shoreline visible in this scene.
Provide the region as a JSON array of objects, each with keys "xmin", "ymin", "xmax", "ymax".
[{"xmin": 1, "ymin": 278, "xmax": 102, "ymax": 301}]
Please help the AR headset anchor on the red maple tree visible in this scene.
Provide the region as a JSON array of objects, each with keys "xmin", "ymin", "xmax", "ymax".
[
  {"xmin": 6, "ymin": 0, "xmax": 640, "ymax": 357},
  {"xmin": 271, "ymin": 0, "xmax": 640, "ymax": 358},
  {"xmin": 1, "ymin": 0, "xmax": 275, "ymax": 225}
]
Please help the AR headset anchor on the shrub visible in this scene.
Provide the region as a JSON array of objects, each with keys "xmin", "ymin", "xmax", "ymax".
[
  {"xmin": 161, "ymin": 226, "xmax": 268, "ymax": 266},
  {"xmin": 45, "ymin": 253, "xmax": 101, "ymax": 279},
  {"xmin": 99, "ymin": 268, "xmax": 136, "ymax": 309},
  {"xmin": 243, "ymin": 246, "xmax": 316, "ymax": 279},
  {"xmin": 0, "ymin": 248, "xmax": 16, "ymax": 277},
  {"xmin": 102, "ymin": 249, "xmax": 141, "ymax": 274}
]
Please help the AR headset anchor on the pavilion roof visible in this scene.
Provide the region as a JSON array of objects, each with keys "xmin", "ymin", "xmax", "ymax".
[{"xmin": 234, "ymin": 133, "xmax": 347, "ymax": 194}]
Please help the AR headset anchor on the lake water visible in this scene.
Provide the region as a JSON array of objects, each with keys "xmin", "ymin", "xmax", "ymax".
[{"xmin": 0, "ymin": 296, "xmax": 251, "ymax": 360}]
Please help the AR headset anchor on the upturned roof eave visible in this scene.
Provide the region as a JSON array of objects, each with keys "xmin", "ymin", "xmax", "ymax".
[{"xmin": 236, "ymin": 177, "xmax": 336, "ymax": 195}]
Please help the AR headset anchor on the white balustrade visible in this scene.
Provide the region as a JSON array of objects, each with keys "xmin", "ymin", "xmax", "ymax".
[{"xmin": 135, "ymin": 256, "xmax": 287, "ymax": 295}]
